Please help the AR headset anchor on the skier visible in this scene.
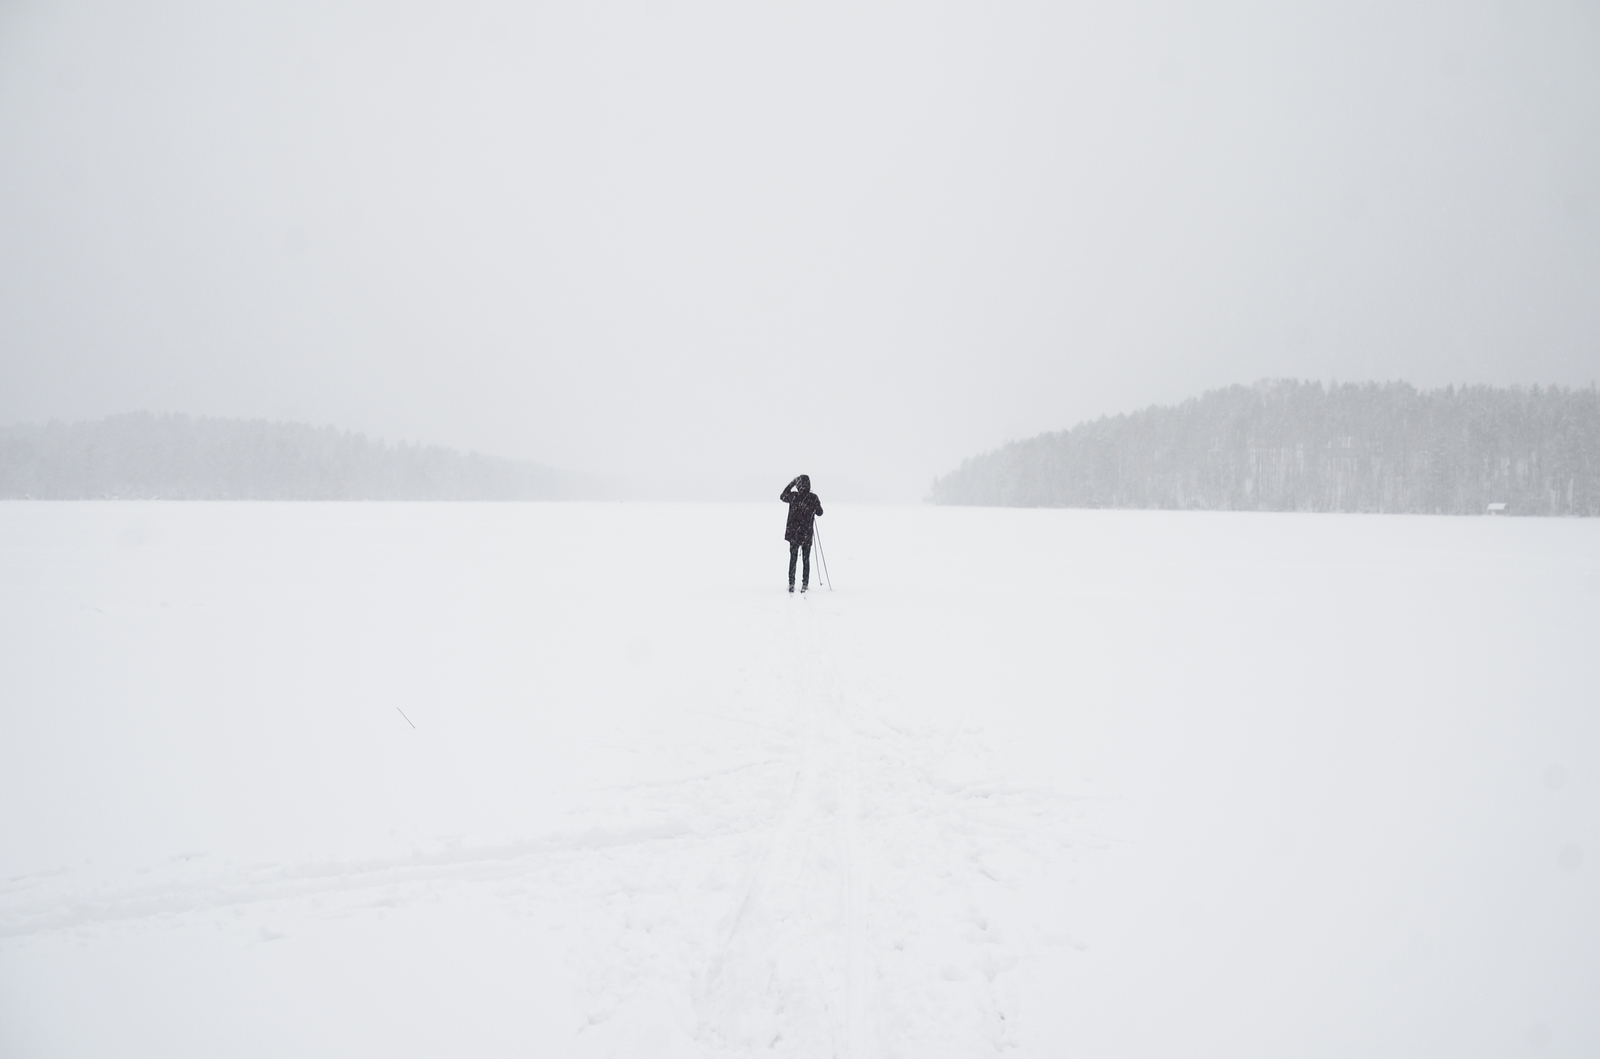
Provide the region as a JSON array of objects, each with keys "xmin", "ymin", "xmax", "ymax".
[{"xmin": 780, "ymin": 475, "xmax": 823, "ymax": 593}]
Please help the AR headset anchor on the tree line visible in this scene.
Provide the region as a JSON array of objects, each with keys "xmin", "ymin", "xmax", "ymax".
[
  {"xmin": 0, "ymin": 413, "xmax": 584, "ymax": 500},
  {"xmin": 930, "ymin": 381, "xmax": 1600, "ymax": 515}
]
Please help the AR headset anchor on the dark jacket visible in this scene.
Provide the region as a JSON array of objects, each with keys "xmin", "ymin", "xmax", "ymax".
[{"xmin": 780, "ymin": 477, "xmax": 823, "ymax": 543}]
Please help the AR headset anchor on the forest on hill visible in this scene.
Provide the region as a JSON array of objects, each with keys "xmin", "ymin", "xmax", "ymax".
[
  {"xmin": 930, "ymin": 381, "xmax": 1600, "ymax": 515},
  {"xmin": 0, "ymin": 413, "xmax": 581, "ymax": 500}
]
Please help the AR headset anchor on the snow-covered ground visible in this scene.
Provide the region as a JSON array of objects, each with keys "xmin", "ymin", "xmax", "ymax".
[{"xmin": 2, "ymin": 501, "xmax": 1597, "ymax": 1058}]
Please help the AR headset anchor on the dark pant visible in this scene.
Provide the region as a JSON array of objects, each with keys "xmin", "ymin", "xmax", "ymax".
[{"xmin": 788, "ymin": 539, "xmax": 811, "ymax": 586}]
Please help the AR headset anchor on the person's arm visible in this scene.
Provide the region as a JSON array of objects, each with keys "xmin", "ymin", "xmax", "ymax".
[
  {"xmin": 780, "ymin": 477, "xmax": 798, "ymax": 502},
  {"xmin": 813, "ymin": 496, "xmax": 823, "ymax": 517}
]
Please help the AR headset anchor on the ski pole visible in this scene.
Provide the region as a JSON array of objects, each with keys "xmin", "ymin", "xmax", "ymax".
[{"xmin": 814, "ymin": 521, "xmax": 832, "ymax": 590}]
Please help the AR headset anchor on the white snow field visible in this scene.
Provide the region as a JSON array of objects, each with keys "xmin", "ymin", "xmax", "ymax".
[{"xmin": 2, "ymin": 502, "xmax": 1597, "ymax": 1058}]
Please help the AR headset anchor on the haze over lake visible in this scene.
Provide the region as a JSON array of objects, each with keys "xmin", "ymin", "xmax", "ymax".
[{"xmin": 3, "ymin": 1, "xmax": 1598, "ymax": 497}]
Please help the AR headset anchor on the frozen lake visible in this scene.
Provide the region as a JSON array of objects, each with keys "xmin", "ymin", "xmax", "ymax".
[{"xmin": 2, "ymin": 501, "xmax": 1597, "ymax": 1058}]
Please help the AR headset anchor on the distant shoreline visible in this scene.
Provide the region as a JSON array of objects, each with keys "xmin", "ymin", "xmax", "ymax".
[
  {"xmin": 0, "ymin": 412, "xmax": 591, "ymax": 501},
  {"xmin": 930, "ymin": 380, "xmax": 1600, "ymax": 516}
]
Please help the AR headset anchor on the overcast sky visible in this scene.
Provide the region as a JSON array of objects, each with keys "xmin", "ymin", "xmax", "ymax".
[{"xmin": 1, "ymin": 1, "xmax": 1597, "ymax": 499}]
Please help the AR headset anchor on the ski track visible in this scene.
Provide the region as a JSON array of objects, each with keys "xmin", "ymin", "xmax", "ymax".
[{"xmin": 0, "ymin": 594, "xmax": 1094, "ymax": 1058}]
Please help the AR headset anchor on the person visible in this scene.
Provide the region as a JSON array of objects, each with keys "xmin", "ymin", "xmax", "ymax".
[{"xmin": 779, "ymin": 474, "xmax": 823, "ymax": 592}]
